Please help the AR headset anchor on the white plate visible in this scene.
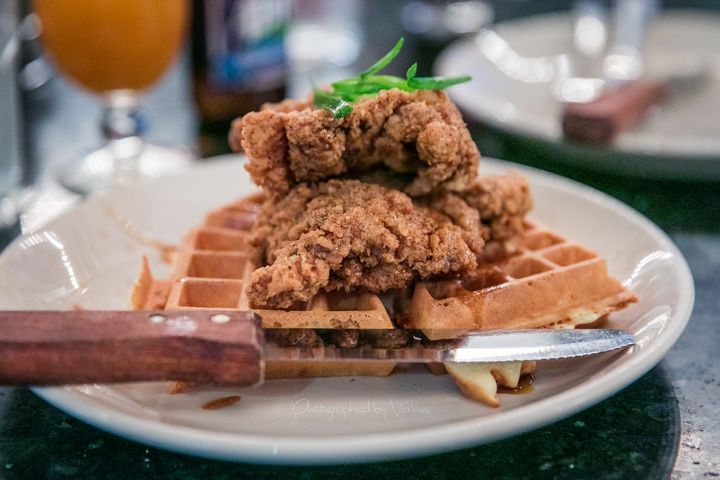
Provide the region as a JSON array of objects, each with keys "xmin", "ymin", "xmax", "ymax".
[
  {"xmin": 0, "ymin": 157, "xmax": 693, "ymax": 464},
  {"xmin": 435, "ymin": 10, "xmax": 720, "ymax": 179}
]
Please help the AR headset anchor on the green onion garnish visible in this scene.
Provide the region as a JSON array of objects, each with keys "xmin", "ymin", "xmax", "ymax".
[
  {"xmin": 313, "ymin": 89, "xmax": 353, "ymax": 118},
  {"xmin": 313, "ymin": 38, "xmax": 471, "ymax": 119}
]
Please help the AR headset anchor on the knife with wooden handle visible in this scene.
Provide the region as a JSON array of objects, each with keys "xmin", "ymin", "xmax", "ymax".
[{"xmin": 0, "ymin": 311, "xmax": 635, "ymax": 387}]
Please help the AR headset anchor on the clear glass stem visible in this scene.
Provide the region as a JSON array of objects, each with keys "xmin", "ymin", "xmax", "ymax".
[
  {"xmin": 59, "ymin": 90, "xmax": 191, "ymax": 195},
  {"xmin": 100, "ymin": 90, "xmax": 145, "ymax": 186}
]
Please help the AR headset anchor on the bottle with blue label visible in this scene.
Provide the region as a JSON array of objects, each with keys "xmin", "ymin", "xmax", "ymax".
[{"xmin": 192, "ymin": 0, "xmax": 291, "ymax": 129}]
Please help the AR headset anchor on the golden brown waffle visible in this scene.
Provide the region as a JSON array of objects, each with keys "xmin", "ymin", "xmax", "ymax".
[
  {"xmin": 130, "ymin": 196, "xmax": 636, "ymax": 406},
  {"xmin": 403, "ymin": 221, "xmax": 637, "ymax": 340}
]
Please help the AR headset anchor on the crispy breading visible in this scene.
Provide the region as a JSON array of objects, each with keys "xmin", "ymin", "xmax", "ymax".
[
  {"xmin": 348, "ymin": 170, "xmax": 533, "ymax": 244},
  {"xmin": 459, "ymin": 171, "xmax": 533, "ymax": 241},
  {"xmin": 419, "ymin": 171, "xmax": 533, "ymax": 246},
  {"xmin": 231, "ymin": 89, "xmax": 480, "ymax": 198},
  {"xmin": 421, "ymin": 192, "xmax": 486, "ymax": 256},
  {"xmin": 247, "ymin": 180, "xmax": 481, "ymax": 309},
  {"xmin": 231, "ymin": 110, "xmax": 291, "ymax": 192},
  {"xmin": 247, "ymin": 172, "xmax": 533, "ymax": 309}
]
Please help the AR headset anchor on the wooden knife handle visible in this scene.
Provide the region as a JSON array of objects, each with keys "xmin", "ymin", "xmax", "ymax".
[
  {"xmin": 0, "ymin": 311, "xmax": 264, "ymax": 387},
  {"xmin": 562, "ymin": 80, "xmax": 669, "ymax": 144}
]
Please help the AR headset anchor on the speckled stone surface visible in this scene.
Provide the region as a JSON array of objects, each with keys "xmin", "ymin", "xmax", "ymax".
[
  {"xmin": 0, "ymin": 369, "xmax": 679, "ymax": 480},
  {"xmin": 665, "ymin": 235, "xmax": 720, "ymax": 479}
]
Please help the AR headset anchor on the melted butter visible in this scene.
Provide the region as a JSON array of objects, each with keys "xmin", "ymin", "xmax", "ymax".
[
  {"xmin": 498, "ymin": 374, "xmax": 535, "ymax": 395},
  {"xmin": 455, "ymin": 287, "xmax": 474, "ymax": 298}
]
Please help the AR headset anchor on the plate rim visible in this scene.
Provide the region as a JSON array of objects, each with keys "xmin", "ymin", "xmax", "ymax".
[{"xmin": 8, "ymin": 156, "xmax": 693, "ymax": 464}]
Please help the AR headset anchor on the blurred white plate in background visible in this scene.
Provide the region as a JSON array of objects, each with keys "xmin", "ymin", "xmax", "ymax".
[{"xmin": 436, "ymin": 10, "xmax": 720, "ymax": 179}]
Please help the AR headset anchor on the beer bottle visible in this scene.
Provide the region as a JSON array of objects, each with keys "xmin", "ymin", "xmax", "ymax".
[{"xmin": 192, "ymin": 0, "xmax": 291, "ymax": 155}]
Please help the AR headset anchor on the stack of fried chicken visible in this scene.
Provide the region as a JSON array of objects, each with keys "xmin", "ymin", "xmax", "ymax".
[{"xmin": 229, "ymin": 89, "xmax": 533, "ymax": 310}]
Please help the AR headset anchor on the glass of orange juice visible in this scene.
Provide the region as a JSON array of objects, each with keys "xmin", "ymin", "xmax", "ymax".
[{"xmin": 34, "ymin": 0, "xmax": 192, "ymax": 193}]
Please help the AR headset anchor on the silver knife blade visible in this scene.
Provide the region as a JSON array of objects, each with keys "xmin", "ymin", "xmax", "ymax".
[{"xmin": 263, "ymin": 329, "xmax": 635, "ymax": 363}]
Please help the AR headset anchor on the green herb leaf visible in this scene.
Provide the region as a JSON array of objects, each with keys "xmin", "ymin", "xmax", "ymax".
[
  {"xmin": 406, "ymin": 63, "xmax": 418, "ymax": 81},
  {"xmin": 407, "ymin": 75, "xmax": 472, "ymax": 90},
  {"xmin": 313, "ymin": 38, "xmax": 471, "ymax": 118},
  {"xmin": 359, "ymin": 37, "xmax": 404, "ymax": 78},
  {"xmin": 361, "ymin": 75, "xmax": 412, "ymax": 90},
  {"xmin": 332, "ymin": 76, "xmax": 412, "ymax": 96},
  {"xmin": 313, "ymin": 90, "xmax": 353, "ymax": 118}
]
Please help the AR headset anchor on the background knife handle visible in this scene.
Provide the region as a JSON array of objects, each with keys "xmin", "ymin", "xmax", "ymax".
[
  {"xmin": 0, "ymin": 310, "xmax": 264, "ymax": 387},
  {"xmin": 562, "ymin": 79, "xmax": 668, "ymax": 144}
]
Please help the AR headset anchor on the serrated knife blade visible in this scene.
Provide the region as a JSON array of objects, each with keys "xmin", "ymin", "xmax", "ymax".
[{"xmin": 265, "ymin": 328, "xmax": 635, "ymax": 363}]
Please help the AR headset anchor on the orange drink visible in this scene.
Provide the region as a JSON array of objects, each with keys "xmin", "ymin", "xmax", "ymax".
[{"xmin": 35, "ymin": 0, "xmax": 188, "ymax": 93}]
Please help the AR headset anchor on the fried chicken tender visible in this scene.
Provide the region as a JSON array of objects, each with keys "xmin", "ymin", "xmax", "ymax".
[
  {"xmin": 231, "ymin": 89, "xmax": 480, "ymax": 198},
  {"xmin": 349, "ymin": 169, "xmax": 532, "ymax": 244},
  {"xmin": 459, "ymin": 171, "xmax": 533, "ymax": 241},
  {"xmin": 247, "ymin": 172, "xmax": 533, "ymax": 309},
  {"xmin": 247, "ymin": 180, "xmax": 481, "ymax": 309},
  {"xmin": 411, "ymin": 171, "xmax": 532, "ymax": 267}
]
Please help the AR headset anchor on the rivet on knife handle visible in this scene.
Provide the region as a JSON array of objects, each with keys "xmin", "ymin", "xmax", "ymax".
[{"xmin": 0, "ymin": 311, "xmax": 264, "ymax": 387}]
